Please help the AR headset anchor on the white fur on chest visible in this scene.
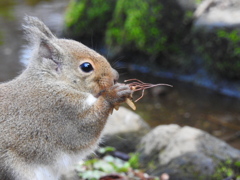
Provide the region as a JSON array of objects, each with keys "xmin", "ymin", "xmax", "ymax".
[
  {"xmin": 85, "ymin": 94, "xmax": 97, "ymax": 106},
  {"xmin": 29, "ymin": 149, "xmax": 96, "ymax": 180},
  {"xmin": 33, "ymin": 153, "xmax": 82, "ymax": 180}
]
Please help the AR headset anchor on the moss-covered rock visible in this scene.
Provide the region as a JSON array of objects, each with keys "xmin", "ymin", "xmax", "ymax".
[
  {"xmin": 64, "ymin": 0, "xmax": 116, "ymax": 44},
  {"xmin": 193, "ymin": 0, "xmax": 240, "ymax": 79},
  {"xmin": 106, "ymin": 0, "xmax": 166, "ymax": 55},
  {"xmin": 193, "ymin": 28, "xmax": 240, "ymax": 79},
  {"xmin": 105, "ymin": 0, "xmax": 195, "ymax": 71}
]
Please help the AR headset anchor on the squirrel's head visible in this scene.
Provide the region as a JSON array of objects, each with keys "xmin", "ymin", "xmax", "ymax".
[{"xmin": 23, "ymin": 16, "xmax": 119, "ymax": 96}]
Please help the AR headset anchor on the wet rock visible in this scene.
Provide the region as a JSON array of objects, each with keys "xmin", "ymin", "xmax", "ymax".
[
  {"xmin": 138, "ymin": 124, "xmax": 240, "ymax": 179},
  {"xmin": 102, "ymin": 106, "xmax": 150, "ymax": 153},
  {"xmin": 194, "ymin": 0, "xmax": 240, "ymax": 28}
]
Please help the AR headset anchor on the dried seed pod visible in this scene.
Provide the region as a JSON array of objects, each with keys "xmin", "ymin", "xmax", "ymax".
[{"xmin": 125, "ymin": 98, "xmax": 136, "ymax": 110}]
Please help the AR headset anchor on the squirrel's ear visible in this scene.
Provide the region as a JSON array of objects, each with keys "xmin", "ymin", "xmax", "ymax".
[
  {"xmin": 23, "ymin": 16, "xmax": 55, "ymax": 39},
  {"xmin": 22, "ymin": 16, "xmax": 62, "ymax": 64},
  {"xmin": 39, "ymin": 39, "xmax": 60, "ymax": 63},
  {"xmin": 22, "ymin": 16, "xmax": 57, "ymax": 49}
]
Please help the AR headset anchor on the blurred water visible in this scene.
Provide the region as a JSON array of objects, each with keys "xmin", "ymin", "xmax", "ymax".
[
  {"xmin": 120, "ymin": 71, "xmax": 240, "ymax": 149},
  {"xmin": 0, "ymin": 0, "xmax": 239, "ymax": 150}
]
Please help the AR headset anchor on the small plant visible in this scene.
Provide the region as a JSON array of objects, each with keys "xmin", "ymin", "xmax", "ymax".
[
  {"xmin": 194, "ymin": 28, "xmax": 240, "ymax": 79},
  {"xmin": 212, "ymin": 160, "xmax": 240, "ymax": 179},
  {"xmin": 76, "ymin": 146, "xmax": 159, "ymax": 180}
]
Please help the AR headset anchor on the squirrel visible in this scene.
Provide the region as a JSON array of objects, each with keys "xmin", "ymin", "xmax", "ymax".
[{"xmin": 0, "ymin": 16, "xmax": 132, "ymax": 180}]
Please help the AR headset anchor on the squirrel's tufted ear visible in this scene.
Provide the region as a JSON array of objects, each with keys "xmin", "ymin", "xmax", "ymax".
[
  {"xmin": 22, "ymin": 16, "xmax": 57, "ymax": 51},
  {"xmin": 23, "ymin": 16, "xmax": 62, "ymax": 64},
  {"xmin": 23, "ymin": 16, "xmax": 55, "ymax": 40}
]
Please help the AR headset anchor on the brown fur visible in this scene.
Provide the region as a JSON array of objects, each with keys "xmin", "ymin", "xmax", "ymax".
[{"xmin": 0, "ymin": 16, "xmax": 131, "ymax": 180}]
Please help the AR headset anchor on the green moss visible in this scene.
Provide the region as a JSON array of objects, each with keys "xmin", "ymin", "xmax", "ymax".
[
  {"xmin": 194, "ymin": 29, "xmax": 240, "ymax": 79},
  {"xmin": 106, "ymin": 0, "xmax": 166, "ymax": 55},
  {"xmin": 105, "ymin": 0, "xmax": 195, "ymax": 71},
  {"xmin": 212, "ymin": 160, "xmax": 240, "ymax": 179},
  {"xmin": 64, "ymin": 0, "xmax": 116, "ymax": 40},
  {"xmin": 65, "ymin": 0, "xmax": 86, "ymax": 28}
]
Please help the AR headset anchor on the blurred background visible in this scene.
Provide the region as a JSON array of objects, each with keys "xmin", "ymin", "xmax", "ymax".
[{"xmin": 0, "ymin": 0, "xmax": 240, "ymax": 149}]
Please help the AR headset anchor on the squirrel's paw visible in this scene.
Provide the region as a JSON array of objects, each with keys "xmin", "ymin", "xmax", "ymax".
[{"xmin": 102, "ymin": 83, "xmax": 132, "ymax": 106}]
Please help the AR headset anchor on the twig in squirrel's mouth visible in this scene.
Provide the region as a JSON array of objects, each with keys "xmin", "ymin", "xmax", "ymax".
[{"xmin": 124, "ymin": 78, "xmax": 173, "ymax": 102}]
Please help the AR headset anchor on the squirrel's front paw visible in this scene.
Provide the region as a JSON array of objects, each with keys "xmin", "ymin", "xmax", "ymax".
[{"xmin": 101, "ymin": 83, "xmax": 132, "ymax": 106}]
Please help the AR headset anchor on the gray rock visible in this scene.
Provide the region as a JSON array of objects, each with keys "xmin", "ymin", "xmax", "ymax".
[
  {"xmin": 102, "ymin": 106, "xmax": 150, "ymax": 152},
  {"xmin": 138, "ymin": 124, "xmax": 240, "ymax": 179},
  {"xmin": 103, "ymin": 106, "xmax": 150, "ymax": 135},
  {"xmin": 194, "ymin": 0, "xmax": 240, "ymax": 28},
  {"xmin": 138, "ymin": 124, "xmax": 180, "ymax": 157}
]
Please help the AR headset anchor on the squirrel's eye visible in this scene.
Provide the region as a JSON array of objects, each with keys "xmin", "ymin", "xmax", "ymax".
[{"xmin": 80, "ymin": 62, "xmax": 94, "ymax": 73}]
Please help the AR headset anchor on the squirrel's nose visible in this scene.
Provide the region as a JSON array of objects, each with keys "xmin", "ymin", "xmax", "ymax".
[{"xmin": 112, "ymin": 69, "xmax": 119, "ymax": 84}]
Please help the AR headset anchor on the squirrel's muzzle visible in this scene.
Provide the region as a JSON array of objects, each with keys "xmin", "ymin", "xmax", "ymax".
[{"xmin": 112, "ymin": 68, "xmax": 119, "ymax": 84}]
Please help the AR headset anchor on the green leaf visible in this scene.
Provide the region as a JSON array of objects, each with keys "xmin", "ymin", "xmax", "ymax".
[
  {"xmin": 93, "ymin": 160, "xmax": 115, "ymax": 173},
  {"xmin": 98, "ymin": 146, "xmax": 116, "ymax": 154},
  {"xmin": 128, "ymin": 153, "xmax": 140, "ymax": 169},
  {"xmin": 80, "ymin": 170, "xmax": 106, "ymax": 180},
  {"xmin": 84, "ymin": 158, "xmax": 98, "ymax": 167},
  {"xmin": 234, "ymin": 161, "xmax": 240, "ymax": 167}
]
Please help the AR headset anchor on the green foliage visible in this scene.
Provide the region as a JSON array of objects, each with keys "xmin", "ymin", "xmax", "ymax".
[
  {"xmin": 105, "ymin": 0, "xmax": 195, "ymax": 70},
  {"xmin": 98, "ymin": 146, "xmax": 116, "ymax": 154},
  {"xmin": 217, "ymin": 30, "xmax": 240, "ymax": 56},
  {"xmin": 212, "ymin": 160, "xmax": 240, "ymax": 179},
  {"xmin": 194, "ymin": 29, "xmax": 240, "ymax": 79},
  {"xmin": 65, "ymin": 0, "xmax": 86, "ymax": 28},
  {"xmin": 106, "ymin": 0, "xmax": 166, "ymax": 55},
  {"xmin": 184, "ymin": 11, "xmax": 194, "ymax": 23},
  {"xmin": 65, "ymin": 0, "xmax": 116, "ymax": 39},
  {"xmin": 76, "ymin": 147, "xmax": 142, "ymax": 180},
  {"xmin": 128, "ymin": 153, "xmax": 140, "ymax": 169},
  {"xmin": 0, "ymin": 0, "xmax": 16, "ymax": 19}
]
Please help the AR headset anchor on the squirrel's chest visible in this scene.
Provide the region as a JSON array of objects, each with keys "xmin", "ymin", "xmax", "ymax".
[{"xmin": 32, "ymin": 148, "xmax": 96, "ymax": 180}]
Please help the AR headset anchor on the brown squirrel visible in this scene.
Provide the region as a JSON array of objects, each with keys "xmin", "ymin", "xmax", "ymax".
[{"xmin": 0, "ymin": 16, "xmax": 132, "ymax": 180}]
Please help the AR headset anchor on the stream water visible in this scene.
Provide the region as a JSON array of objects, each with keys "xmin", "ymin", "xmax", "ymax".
[{"xmin": 0, "ymin": 0, "xmax": 239, "ymax": 149}]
